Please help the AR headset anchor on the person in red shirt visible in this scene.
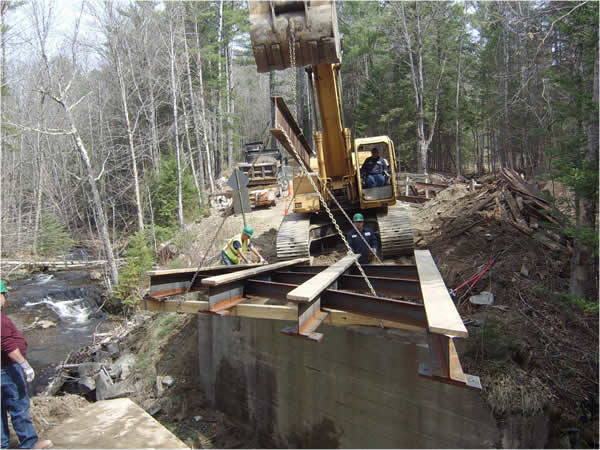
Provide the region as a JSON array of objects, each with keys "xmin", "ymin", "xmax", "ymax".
[{"xmin": 1, "ymin": 280, "xmax": 52, "ymax": 449}]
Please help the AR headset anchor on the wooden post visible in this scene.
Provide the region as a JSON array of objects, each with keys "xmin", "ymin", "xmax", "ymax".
[{"xmin": 405, "ymin": 176, "xmax": 409, "ymax": 196}]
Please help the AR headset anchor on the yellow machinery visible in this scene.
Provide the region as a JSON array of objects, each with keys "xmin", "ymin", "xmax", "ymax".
[{"xmin": 249, "ymin": 1, "xmax": 413, "ymax": 259}]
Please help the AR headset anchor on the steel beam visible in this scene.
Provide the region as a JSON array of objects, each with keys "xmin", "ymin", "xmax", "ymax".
[
  {"xmin": 271, "ymin": 96, "xmax": 314, "ymax": 169},
  {"xmin": 147, "ymin": 265, "xmax": 261, "ymax": 297},
  {"xmin": 418, "ymin": 333, "xmax": 482, "ymax": 390},
  {"xmin": 281, "ymin": 296, "xmax": 328, "ymax": 342},
  {"xmin": 207, "ymin": 281, "xmax": 245, "ymax": 315},
  {"xmin": 272, "ymin": 271, "xmax": 422, "ymax": 299},
  {"xmin": 286, "ymin": 264, "xmax": 419, "ymax": 280},
  {"xmin": 245, "ymin": 279, "xmax": 427, "ymax": 328}
]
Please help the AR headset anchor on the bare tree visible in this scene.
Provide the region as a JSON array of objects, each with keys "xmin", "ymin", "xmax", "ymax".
[
  {"xmin": 28, "ymin": 0, "xmax": 119, "ymax": 288},
  {"xmin": 396, "ymin": 1, "xmax": 447, "ymax": 174},
  {"xmin": 166, "ymin": 7, "xmax": 184, "ymax": 228}
]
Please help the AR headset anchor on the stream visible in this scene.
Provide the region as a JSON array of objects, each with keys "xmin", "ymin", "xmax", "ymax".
[{"xmin": 3, "ymin": 271, "xmax": 115, "ymax": 394}]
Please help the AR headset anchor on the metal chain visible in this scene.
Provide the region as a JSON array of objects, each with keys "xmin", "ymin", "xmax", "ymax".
[
  {"xmin": 288, "ymin": 31, "xmax": 297, "ymax": 117},
  {"xmin": 288, "ymin": 32, "xmax": 381, "ymax": 265},
  {"xmin": 276, "ymin": 123, "xmax": 378, "ymax": 297},
  {"xmin": 279, "ymin": 32, "xmax": 378, "ymax": 297}
]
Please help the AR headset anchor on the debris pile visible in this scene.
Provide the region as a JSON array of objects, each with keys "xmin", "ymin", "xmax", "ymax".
[{"xmin": 415, "ymin": 168, "xmax": 568, "ymax": 253}]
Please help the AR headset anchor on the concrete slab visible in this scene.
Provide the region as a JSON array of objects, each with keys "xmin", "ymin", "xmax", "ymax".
[{"xmin": 45, "ymin": 398, "xmax": 188, "ymax": 449}]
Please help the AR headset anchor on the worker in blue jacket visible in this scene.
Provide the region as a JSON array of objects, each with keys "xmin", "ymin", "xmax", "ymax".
[
  {"xmin": 360, "ymin": 148, "xmax": 389, "ymax": 188},
  {"xmin": 346, "ymin": 213, "xmax": 379, "ymax": 264}
]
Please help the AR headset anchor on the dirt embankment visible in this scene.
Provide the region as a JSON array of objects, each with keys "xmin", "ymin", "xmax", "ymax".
[{"xmin": 414, "ymin": 172, "xmax": 598, "ymax": 448}]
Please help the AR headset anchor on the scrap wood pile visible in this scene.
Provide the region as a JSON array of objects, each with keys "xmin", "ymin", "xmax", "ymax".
[{"xmin": 415, "ymin": 168, "xmax": 569, "ymax": 253}]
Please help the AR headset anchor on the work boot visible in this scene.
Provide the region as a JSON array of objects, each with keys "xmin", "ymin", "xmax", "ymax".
[{"xmin": 33, "ymin": 439, "xmax": 53, "ymax": 449}]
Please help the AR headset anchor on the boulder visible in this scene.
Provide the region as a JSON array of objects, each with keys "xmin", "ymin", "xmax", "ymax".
[
  {"xmin": 89, "ymin": 271, "xmax": 103, "ymax": 281},
  {"xmin": 111, "ymin": 354, "xmax": 136, "ymax": 381},
  {"xmin": 469, "ymin": 291, "xmax": 495, "ymax": 306},
  {"xmin": 78, "ymin": 376, "xmax": 96, "ymax": 394},
  {"xmin": 103, "ymin": 381, "xmax": 136, "ymax": 400},
  {"xmin": 93, "ymin": 350, "xmax": 111, "ymax": 363},
  {"xmin": 104, "ymin": 342, "xmax": 120, "ymax": 358},
  {"xmin": 77, "ymin": 362, "xmax": 102, "ymax": 377},
  {"xmin": 161, "ymin": 376, "xmax": 175, "ymax": 388},
  {"xmin": 95, "ymin": 369, "xmax": 114, "ymax": 401}
]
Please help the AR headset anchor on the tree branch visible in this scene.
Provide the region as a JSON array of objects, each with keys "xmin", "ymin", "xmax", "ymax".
[{"xmin": 5, "ymin": 120, "xmax": 73, "ymax": 136}]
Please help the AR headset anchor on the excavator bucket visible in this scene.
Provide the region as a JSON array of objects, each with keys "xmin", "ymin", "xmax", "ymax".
[{"xmin": 249, "ymin": 1, "xmax": 341, "ymax": 73}]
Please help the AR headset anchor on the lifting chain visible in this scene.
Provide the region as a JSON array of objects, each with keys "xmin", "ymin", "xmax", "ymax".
[{"xmin": 282, "ymin": 33, "xmax": 379, "ymax": 298}]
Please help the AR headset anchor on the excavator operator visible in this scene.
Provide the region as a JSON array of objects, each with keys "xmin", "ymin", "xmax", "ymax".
[{"xmin": 360, "ymin": 148, "xmax": 390, "ymax": 188}]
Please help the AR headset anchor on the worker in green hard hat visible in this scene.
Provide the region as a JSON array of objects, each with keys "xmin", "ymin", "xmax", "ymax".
[
  {"xmin": 222, "ymin": 225, "xmax": 266, "ymax": 265},
  {"xmin": 1, "ymin": 280, "xmax": 53, "ymax": 449},
  {"xmin": 346, "ymin": 213, "xmax": 379, "ymax": 264}
]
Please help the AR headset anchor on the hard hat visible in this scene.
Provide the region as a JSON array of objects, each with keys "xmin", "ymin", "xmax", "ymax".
[
  {"xmin": 0, "ymin": 280, "xmax": 7, "ymax": 294},
  {"xmin": 242, "ymin": 225, "xmax": 254, "ymax": 237},
  {"xmin": 353, "ymin": 213, "xmax": 364, "ymax": 222}
]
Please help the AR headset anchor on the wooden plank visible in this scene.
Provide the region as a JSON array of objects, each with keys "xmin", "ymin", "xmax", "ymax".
[
  {"xmin": 201, "ymin": 258, "xmax": 309, "ymax": 286},
  {"xmin": 414, "ymin": 250, "xmax": 468, "ymax": 338},
  {"xmin": 448, "ymin": 338, "xmax": 467, "ymax": 383},
  {"xmin": 286, "ymin": 255, "xmax": 355, "ymax": 302},
  {"xmin": 503, "ymin": 190, "xmax": 527, "ymax": 225}
]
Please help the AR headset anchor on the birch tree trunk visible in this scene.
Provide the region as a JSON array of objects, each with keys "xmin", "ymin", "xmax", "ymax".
[
  {"xmin": 68, "ymin": 111, "xmax": 119, "ymax": 288},
  {"xmin": 115, "ymin": 52, "xmax": 144, "ymax": 231},
  {"xmin": 398, "ymin": 1, "xmax": 445, "ymax": 174},
  {"xmin": 32, "ymin": 127, "xmax": 44, "ymax": 255},
  {"xmin": 226, "ymin": 42, "xmax": 233, "ymax": 168},
  {"xmin": 455, "ymin": 8, "xmax": 466, "ymax": 178},
  {"xmin": 182, "ymin": 8, "xmax": 206, "ymax": 198},
  {"xmin": 168, "ymin": 12, "xmax": 184, "ymax": 228},
  {"xmin": 216, "ymin": 0, "xmax": 224, "ymax": 176},
  {"xmin": 194, "ymin": 19, "xmax": 215, "ymax": 193}
]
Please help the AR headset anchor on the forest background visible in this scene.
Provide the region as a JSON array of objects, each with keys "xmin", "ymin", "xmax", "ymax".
[{"xmin": 0, "ymin": 0, "xmax": 597, "ymax": 302}]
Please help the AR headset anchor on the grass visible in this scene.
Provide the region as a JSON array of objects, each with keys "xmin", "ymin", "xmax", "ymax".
[
  {"xmin": 463, "ymin": 318, "xmax": 516, "ymax": 365},
  {"xmin": 533, "ymin": 285, "xmax": 599, "ymax": 314},
  {"xmin": 486, "ymin": 368, "xmax": 553, "ymax": 417},
  {"xmin": 157, "ymin": 313, "xmax": 182, "ymax": 338}
]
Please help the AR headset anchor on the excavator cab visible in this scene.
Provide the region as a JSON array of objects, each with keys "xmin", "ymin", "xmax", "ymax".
[
  {"xmin": 248, "ymin": 1, "xmax": 341, "ymax": 72},
  {"xmin": 354, "ymin": 137, "xmax": 397, "ymax": 208}
]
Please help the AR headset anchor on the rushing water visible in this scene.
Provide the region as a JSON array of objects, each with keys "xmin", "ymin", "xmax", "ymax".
[{"xmin": 3, "ymin": 271, "xmax": 114, "ymax": 394}]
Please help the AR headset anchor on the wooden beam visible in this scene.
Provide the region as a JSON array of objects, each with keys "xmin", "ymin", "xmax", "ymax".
[
  {"xmin": 147, "ymin": 264, "xmax": 261, "ymax": 277},
  {"xmin": 321, "ymin": 308, "xmax": 427, "ymax": 333},
  {"xmin": 141, "ymin": 297, "xmax": 427, "ymax": 332},
  {"xmin": 286, "ymin": 255, "xmax": 355, "ymax": 302},
  {"xmin": 142, "ymin": 297, "xmax": 298, "ymax": 320},
  {"xmin": 414, "ymin": 250, "xmax": 468, "ymax": 338},
  {"xmin": 201, "ymin": 258, "xmax": 309, "ymax": 286}
]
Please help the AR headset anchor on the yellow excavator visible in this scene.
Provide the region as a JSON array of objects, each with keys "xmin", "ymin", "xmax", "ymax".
[{"xmin": 248, "ymin": 1, "xmax": 413, "ymax": 260}]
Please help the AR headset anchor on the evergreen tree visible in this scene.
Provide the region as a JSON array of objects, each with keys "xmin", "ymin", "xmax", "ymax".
[{"xmin": 116, "ymin": 230, "xmax": 155, "ymax": 309}]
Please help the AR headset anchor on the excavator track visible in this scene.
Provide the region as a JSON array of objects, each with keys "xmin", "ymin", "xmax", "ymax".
[
  {"xmin": 377, "ymin": 206, "xmax": 414, "ymax": 258},
  {"xmin": 276, "ymin": 213, "xmax": 311, "ymax": 260}
]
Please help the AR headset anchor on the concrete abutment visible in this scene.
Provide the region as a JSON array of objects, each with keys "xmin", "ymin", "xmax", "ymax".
[{"xmin": 196, "ymin": 315, "xmax": 499, "ymax": 448}]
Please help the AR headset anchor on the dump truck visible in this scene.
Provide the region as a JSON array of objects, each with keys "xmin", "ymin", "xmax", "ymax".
[
  {"xmin": 238, "ymin": 141, "xmax": 281, "ymax": 208},
  {"xmin": 248, "ymin": 0, "xmax": 413, "ymax": 259}
]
